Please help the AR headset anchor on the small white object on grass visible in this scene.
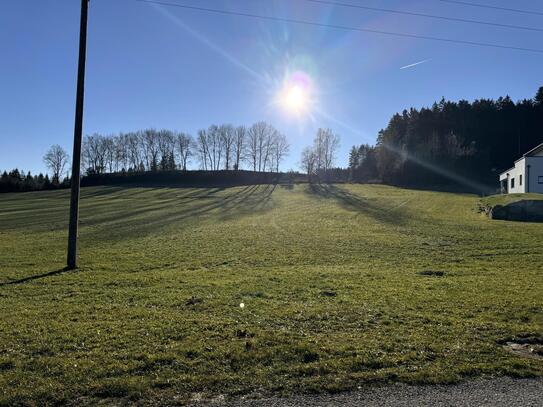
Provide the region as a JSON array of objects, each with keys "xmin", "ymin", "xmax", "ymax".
[{"xmin": 240, "ymin": 303, "xmax": 245, "ymax": 309}]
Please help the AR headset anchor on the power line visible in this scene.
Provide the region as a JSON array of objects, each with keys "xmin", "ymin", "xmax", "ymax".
[
  {"xmin": 136, "ymin": 0, "xmax": 543, "ymax": 54},
  {"xmin": 436, "ymin": 0, "xmax": 543, "ymax": 17},
  {"xmin": 302, "ymin": 0, "xmax": 543, "ymax": 33}
]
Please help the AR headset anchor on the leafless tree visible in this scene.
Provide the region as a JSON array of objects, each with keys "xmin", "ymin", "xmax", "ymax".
[
  {"xmin": 76, "ymin": 122, "xmax": 289, "ymax": 175},
  {"xmin": 272, "ymin": 132, "xmax": 290, "ymax": 172},
  {"xmin": 205, "ymin": 125, "xmax": 224, "ymax": 171},
  {"xmin": 197, "ymin": 129, "xmax": 210, "ymax": 170},
  {"xmin": 175, "ymin": 132, "xmax": 193, "ymax": 171},
  {"xmin": 314, "ymin": 128, "xmax": 340, "ymax": 171},
  {"xmin": 233, "ymin": 126, "xmax": 246, "ymax": 170},
  {"xmin": 82, "ymin": 136, "xmax": 94, "ymax": 173},
  {"xmin": 220, "ymin": 124, "xmax": 235, "ymax": 170},
  {"xmin": 43, "ymin": 144, "xmax": 69, "ymax": 183},
  {"xmin": 114, "ymin": 133, "xmax": 129, "ymax": 171},
  {"xmin": 142, "ymin": 129, "xmax": 160, "ymax": 171},
  {"xmin": 157, "ymin": 130, "xmax": 175, "ymax": 162},
  {"xmin": 247, "ymin": 123, "xmax": 260, "ymax": 171},
  {"xmin": 247, "ymin": 121, "xmax": 278, "ymax": 172},
  {"xmin": 125, "ymin": 132, "xmax": 142, "ymax": 170},
  {"xmin": 103, "ymin": 136, "xmax": 116, "ymax": 173},
  {"xmin": 83, "ymin": 134, "xmax": 108, "ymax": 174},
  {"xmin": 261, "ymin": 129, "xmax": 274, "ymax": 172},
  {"xmin": 300, "ymin": 146, "xmax": 317, "ymax": 180}
]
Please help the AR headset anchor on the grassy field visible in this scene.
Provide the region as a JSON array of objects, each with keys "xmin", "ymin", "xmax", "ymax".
[
  {"xmin": 0, "ymin": 184, "xmax": 542, "ymax": 405},
  {"xmin": 482, "ymin": 192, "xmax": 543, "ymax": 207}
]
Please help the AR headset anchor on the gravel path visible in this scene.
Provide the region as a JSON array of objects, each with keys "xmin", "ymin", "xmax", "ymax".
[{"xmin": 208, "ymin": 377, "xmax": 543, "ymax": 407}]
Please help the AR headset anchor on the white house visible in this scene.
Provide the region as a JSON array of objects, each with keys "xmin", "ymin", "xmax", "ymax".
[{"xmin": 499, "ymin": 142, "xmax": 543, "ymax": 194}]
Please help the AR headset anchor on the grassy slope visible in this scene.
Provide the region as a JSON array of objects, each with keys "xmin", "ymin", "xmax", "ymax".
[
  {"xmin": 0, "ymin": 184, "xmax": 542, "ymax": 405},
  {"xmin": 482, "ymin": 193, "xmax": 543, "ymax": 207}
]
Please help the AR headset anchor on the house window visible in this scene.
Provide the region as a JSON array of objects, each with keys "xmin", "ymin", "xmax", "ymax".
[
  {"xmin": 539, "ymin": 176, "xmax": 543, "ymax": 184},
  {"xmin": 520, "ymin": 174, "xmax": 523, "ymax": 186},
  {"xmin": 511, "ymin": 178, "xmax": 515, "ymax": 189}
]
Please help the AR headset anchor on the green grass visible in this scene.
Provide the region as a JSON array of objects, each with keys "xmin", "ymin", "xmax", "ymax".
[
  {"xmin": 482, "ymin": 192, "xmax": 543, "ymax": 207},
  {"xmin": 0, "ymin": 184, "xmax": 542, "ymax": 405}
]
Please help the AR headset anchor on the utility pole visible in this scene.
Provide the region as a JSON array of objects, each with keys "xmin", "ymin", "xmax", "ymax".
[{"xmin": 67, "ymin": 0, "xmax": 89, "ymax": 269}]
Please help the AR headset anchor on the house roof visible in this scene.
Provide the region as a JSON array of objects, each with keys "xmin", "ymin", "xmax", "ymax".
[
  {"xmin": 499, "ymin": 166, "xmax": 514, "ymax": 176},
  {"xmin": 524, "ymin": 142, "xmax": 543, "ymax": 157},
  {"xmin": 498, "ymin": 142, "xmax": 543, "ymax": 176}
]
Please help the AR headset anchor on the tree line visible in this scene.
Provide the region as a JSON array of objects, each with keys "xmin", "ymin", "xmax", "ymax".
[
  {"xmin": 8, "ymin": 86, "xmax": 541, "ymax": 193},
  {"xmin": 1, "ymin": 144, "xmax": 71, "ymax": 193},
  {"xmin": 1, "ymin": 122, "xmax": 293, "ymax": 193},
  {"xmin": 0, "ymin": 169, "xmax": 68, "ymax": 193},
  {"xmin": 348, "ymin": 86, "xmax": 543, "ymax": 191},
  {"xmin": 82, "ymin": 121, "xmax": 289, "ymax": 175},
  {"xmin": 2, "ymin": 126, "xmax": 343, "ymax": 192}
]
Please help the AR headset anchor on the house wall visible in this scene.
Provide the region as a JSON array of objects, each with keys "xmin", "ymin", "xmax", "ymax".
[
  {"xmin": 526, "ymin": 157, "xmax": 543, "ymax": 194},
  {"xmin": 504, "ymin": 158, "xmax": 526, "ymax": 193}
]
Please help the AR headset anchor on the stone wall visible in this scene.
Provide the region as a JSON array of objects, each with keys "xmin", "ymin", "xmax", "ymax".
[{"xmin": 490, "ymin": 200, "xmax": 543, "ymax": 222}]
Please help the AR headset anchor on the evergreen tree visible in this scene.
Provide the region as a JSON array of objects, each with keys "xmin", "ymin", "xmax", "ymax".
[{"xmin": 359, "ymin": 86, "xmax": 543, "ymax": 190}]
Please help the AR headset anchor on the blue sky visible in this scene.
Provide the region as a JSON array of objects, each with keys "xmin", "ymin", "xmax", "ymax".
[{"xmin": 1, "ymin": 0, "xmax": 542, "ymax": 175}]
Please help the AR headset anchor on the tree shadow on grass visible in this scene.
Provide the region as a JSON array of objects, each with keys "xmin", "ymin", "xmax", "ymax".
[
  {"xmin": 83, "ymin": 185, "xmax": 228, "ymax": 201},
  {"xmin": 78, "ymin": 186, "xmax": 233, "ymax": 227},
  {"xmin": 2, "ymin": 184, "xmax": 276, "ymax": 243},
  {"xmin": 0, "ymin": 186, "xmax": 233, "ymax": 233},
  {"xmin": 84, "ymin": 185, "xmax": 255, "ymax": 225},
  {"xmin": 0, "ymin": 267, "xmax": 77, "ymax": 286},
  {"xmin": 305, "ymin": 183, "xmax": 410, "ymax": 226},
  {"xmin": 82, "ymin": 184, "xmax": 277, "ymax": 241}
]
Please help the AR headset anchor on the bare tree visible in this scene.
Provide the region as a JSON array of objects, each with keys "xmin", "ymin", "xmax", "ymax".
[
  {"xmin": 115, "ymin": 133, "xmax": 129, "ymax": 171},
  {"xmin": 220, "ymin": 124, "xmax": 235, "ymax": 170},
  {"xmin": 323, "ymin": 129, "xmax": 340, "ymax": 170},
  {"xmin": 142, "ymin": 129, "xmax": 160, "ymax": 171},
  {"xmin": 258, "ymin": 123, "xmax": 270, "ymax": 172},
  {"xmin": 74, "ymin": 123, "xmax": 290, "ymax": 175},
  {"xmin": 175, "ymin": 132, "xmax": 193, "ymax": 171},
  {"xmin": 247, "ymin": 121, "xmax": 278, "ymax": 172},
  {"xmin": 261, "ymin": 128, "xmax": 274, "ymax": 172},
  {"xmin": 82, "ymin": 136, "xmax": 94, "ymax": 173},
  {"xmin": 300, "ymin": 146, "xmax": 317, "ymax": 181},
  {"xmin": 125, "ymin": 132, "xmax": 142, "ymax": 171},
  {"xmin": 247, "ymin": 123, "xmax": 260, "ymax": 171},
  {"xmin": 205, "ymin": 125, "xmax": 224, "ymax": 171},
  {"xmin": 82, "ymin": 134, "xmax": 108, "ymax": 174},
  {"xmin": 104, "ymin": 136, "xmax": 116, "ymax": 173},
  {"xmin": 233, "ymin": 126, "xmax": 246, "ymax": 171},
  {"xmin": 314, "ymin": 129, "xmax": 324, "ymax": 171},
  {"xmin": 43, "ymin": 145, "xmax": 69, "ymax": 183},
  {"xmin": 314, "ymin": 128, "xmax": 340, "ymax": 171},
  {"xmin": 157, "ymin": 130, "xmax": 174, "ymax": 159},
  {"xmin": 272, "ymin": 132, "xmax": 290, "ymax": 172},
  {"xmin": 197, "ymin": 129, "xmax": 210, "ymax": 170}
]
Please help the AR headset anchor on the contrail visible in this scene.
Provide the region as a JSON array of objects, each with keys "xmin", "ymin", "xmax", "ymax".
[{"xmin": 400, "ymin": 59, "xmax": 430, "ymax": 70}]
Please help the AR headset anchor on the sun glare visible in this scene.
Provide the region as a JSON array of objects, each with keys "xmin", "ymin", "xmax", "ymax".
[
  {"xmin": 275, "ymin": 70, "xmax": 315, "ymax": 117},
  {"xmin": 283, "ymin": 85, "xmax": 306, "ymax": 111}
]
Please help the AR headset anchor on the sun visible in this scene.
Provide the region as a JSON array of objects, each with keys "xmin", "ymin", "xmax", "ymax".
[
  {"xmin": 283, "ymin": 85, "xmax": 307, "ymax": 112},
  {"xmin": 275, "ymin": 70, "xmax": 315, "ymax": 117}
]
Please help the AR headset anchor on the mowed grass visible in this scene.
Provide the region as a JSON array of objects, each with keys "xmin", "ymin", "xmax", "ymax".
[
  {"xmin": 482, "ymin": 192, "xmax": 543, "ymax": 207},
  {"xmin": 0, "ymin": 184, "xmax": 542, "ymax": 405}
]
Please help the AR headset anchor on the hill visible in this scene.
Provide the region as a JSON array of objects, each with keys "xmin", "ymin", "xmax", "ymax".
[{"xmin": 0, "ymin": 184, "xmax": 542, "ymax": 405}]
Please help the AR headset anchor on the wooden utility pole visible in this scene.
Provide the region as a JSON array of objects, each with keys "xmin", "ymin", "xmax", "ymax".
[{"xmin": 67, "ymin": 0, "xmax": 89, "ymax": 269}]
